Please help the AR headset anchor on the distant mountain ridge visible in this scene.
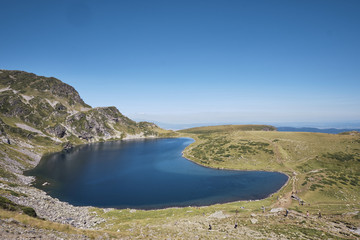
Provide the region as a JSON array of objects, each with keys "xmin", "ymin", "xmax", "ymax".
[{"xmin": 277, "ymin": 127, "xmax": 360, "ymax": 134}]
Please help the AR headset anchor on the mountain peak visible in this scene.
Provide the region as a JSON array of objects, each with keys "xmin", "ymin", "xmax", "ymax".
[
  {"xmin": 0, "ymin": 69, "xmax": 169, "ymax": 146},
  {"xmin": 0, "ymin": 70, "xmax": 89, "ymax": 108}
]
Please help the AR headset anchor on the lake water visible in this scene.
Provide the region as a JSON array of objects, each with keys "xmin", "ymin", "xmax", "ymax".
[{"xmin": 26, "ymin": 138, "xmax": 288, "ymax": 209}]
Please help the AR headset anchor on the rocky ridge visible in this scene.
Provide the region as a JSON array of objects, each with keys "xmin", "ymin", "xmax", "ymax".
[{"xmin": 0, "ymin": 70, "xmax": 168, "ymax": 184}]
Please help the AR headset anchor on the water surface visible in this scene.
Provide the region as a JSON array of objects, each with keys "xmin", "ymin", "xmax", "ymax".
[{"xmin": 26, "ymin": 138, "xmax": 288, "ymax": 209}]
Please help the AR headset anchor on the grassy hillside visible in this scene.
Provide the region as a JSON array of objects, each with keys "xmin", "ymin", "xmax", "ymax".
[
  {"xmin": 179, "ymin": 124, "xmax": 276, "ymax": 134},
  {"xmin": 181, "ymin": 128, "xmax": 360, "ymax": 208}
]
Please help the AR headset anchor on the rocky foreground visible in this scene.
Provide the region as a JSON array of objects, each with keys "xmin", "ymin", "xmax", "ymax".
[
  {"xmin": 0, "ymin": 182, "xmax": 104, "ymax": 229},
  {"xmin": 0, "ymin": 218, "xmax": 94, "ymax": 240}
]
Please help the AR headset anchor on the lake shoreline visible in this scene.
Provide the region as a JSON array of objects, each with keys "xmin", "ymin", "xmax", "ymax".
[
  {"xmin": 2, "ymin": 134, "xmax": 165, "ymax": 229},
  {"xmin": 1, "ymin": 134, "xmax": 290, "ymax": 230},
  {"xmin": 26, "ymin": 136, "xmax": 289, "ymax": 211},
  {"xmin": 179, "ymin": 136, "xmax": 291, "ymax": 206}
]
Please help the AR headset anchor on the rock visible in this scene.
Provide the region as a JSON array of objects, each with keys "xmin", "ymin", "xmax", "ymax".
[
  {"xmin": 270, "ymin": 208, "xmax": 284, "ymax": 213},
  {"xmin": 0, "ymin": 92, "xmax": 32, "ymax": 118},
  {"xmin": 291, "ymin": 194, "xmax": 300, "ymax": 201},
  {"xmin": 0, "ymin": 182, "xmax": 105, "ymax": 229},
  {"xmin": 62, "ymin": 142, "xmax": 73, "ymax": 151},
  {"xmin": 250, "ymin": 218, "xmax": 258, "ymax": 224},
  {"xmin": 46, "ymin": 124, "xmax": 67, "ymax": 138},
  {"xmin": 54, "ymin": 103, "xmax": 67, "ymax": 111},
  {"xmin": 208, "ymin": 211, "xmax": 228, "ymax": 219}
]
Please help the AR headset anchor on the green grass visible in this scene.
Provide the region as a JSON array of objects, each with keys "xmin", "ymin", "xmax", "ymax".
[
  {"xmin": 0, "ymin": 188, "xmax": 27, "ymax": 197},
  {"xmin": 178, "ymin": 127, "xmax": 360, "ymax": 218},
  {"xmin": 178, "ymin": 124, "xmax": 276, "ymax": 134}
]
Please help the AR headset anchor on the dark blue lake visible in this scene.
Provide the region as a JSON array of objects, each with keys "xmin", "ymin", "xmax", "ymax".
[{"xmin": 26, "ymin": 138, "xmax": 288, "ymax": 209}]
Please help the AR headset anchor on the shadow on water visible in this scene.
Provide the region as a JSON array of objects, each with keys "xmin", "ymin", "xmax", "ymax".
[{"xmin": 25, "ymin": 138, "xmax": 288, "ymax": 209}]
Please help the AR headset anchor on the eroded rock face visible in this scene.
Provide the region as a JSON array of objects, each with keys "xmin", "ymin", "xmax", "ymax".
[
  {"xmin": 54, "ymin": 102, "xmax": 67, "ymax": 111},
  {"xmin": 0, "ymin": 70, "xmax": 160, "ymax": 145},
  {"xmin": 65, "ymin": 106, "xmax": 144, "ymax": 141},
  {"xmin": 0, "ymin": 91, "xmax": 32, "ymax": 118},
  {"xmin": 62, "ymin": 141, "xmax": 74, "ymax": 151},
  {"xmin": 46, "ymin": 124, "xmax": 67, "ymax": 138},
  {"xmin": 0, "ymin": 70, "xmax": 89, "ymax": 107}
]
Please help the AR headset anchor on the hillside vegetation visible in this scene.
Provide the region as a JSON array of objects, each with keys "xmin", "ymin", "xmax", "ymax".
[
  {"xmin": 181, "ymin": 129, "xmax": 360, "ymax": 205},
  {"xmin": 179, "ymin": 124, "xmax": 276, "ymax": 134}
]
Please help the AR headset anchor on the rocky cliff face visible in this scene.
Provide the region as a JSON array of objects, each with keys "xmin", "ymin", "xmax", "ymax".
[
  {"xmin": 0, "ymin": 69, "xmax": 170, "ymax": 183},
  {"xmin": 0, "ymin": 70, "xmax": 88, "ymax": 107}
]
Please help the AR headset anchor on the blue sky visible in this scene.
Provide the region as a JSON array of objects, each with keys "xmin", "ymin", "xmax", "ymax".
[{"xmin": 1, "ymin": 0, "xmax": 360, "ymax": 126}]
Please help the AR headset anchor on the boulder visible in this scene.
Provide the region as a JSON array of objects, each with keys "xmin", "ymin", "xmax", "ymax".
[
  {"xmin": 250, "ymin": 218, "xmax": 258, "ymax": 224},
  {"xmin": 46, "ymin": 124, "xmax": 67, "ymax": 138},
  {"xmin": 270, "ymin": 208, "xmax": 284, "ymax": 213}
]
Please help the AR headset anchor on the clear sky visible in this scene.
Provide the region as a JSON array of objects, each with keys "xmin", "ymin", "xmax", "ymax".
[{"xmin": 1, "ymin": 0, "xmax": 360, "ymax": 126}]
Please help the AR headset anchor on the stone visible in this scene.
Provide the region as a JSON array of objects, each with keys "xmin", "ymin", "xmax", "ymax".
[
  {"xmin": 208, "ymin": 211, "xmax": 227, "ymax": 219},
  {"xmin": 270, "ymin": 208, "xmax": 284, "ymax": 213},
  {"xmin": 46, "ymin": 124, "xmax": 67, "ymax": 138}
]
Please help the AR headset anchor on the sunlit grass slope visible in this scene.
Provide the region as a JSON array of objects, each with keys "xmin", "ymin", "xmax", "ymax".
[
  {"xmin": 88, "ymin": 127, "xmax": 360, "ymax": 239},
  {"xmin": 179, "ymin": 128, "xmax": 360, "ymax": 216},
  {"xmin": 178, "ymin": 124, "xmax": 276, "ymax": 134}
]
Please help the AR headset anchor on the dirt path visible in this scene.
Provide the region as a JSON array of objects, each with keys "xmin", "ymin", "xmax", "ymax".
[{"xmin": 273, "ymin": 175, "xmax": 297, "ymax": 209}]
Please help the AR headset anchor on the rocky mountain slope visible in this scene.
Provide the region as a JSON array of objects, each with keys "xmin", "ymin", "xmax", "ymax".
[{"xmin": 0, "ymin": 69, "xmax": 169, "ymax": 184}]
